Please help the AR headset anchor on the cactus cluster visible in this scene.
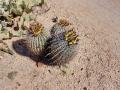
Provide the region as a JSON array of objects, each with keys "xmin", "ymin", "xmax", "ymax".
[
  {"xmin": 45, "ymin": 19, "xmax": 79, "ymax": 65},
  {"xmin": 25, "ymin": 22, "xmax": 50, "ymax": 55},
  {"xmin": 0, "ymin": 0, "xmax": 79, "ymax": 66},
  {"xmin": 24, "ymin": 18, "xmax": 79, "ymax": 66}
]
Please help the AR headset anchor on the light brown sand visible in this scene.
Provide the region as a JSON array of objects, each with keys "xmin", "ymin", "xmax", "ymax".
[{"xmin": 0, "ymin": 0, "xmax": 120, "ymax": 90}]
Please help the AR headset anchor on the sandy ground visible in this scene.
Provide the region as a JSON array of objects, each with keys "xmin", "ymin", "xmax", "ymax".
[{"xmin": 0, "ymin": 0, "xmax": 120, "ymax": 90}]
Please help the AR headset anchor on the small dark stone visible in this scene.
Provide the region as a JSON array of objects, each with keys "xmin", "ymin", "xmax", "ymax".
[
  {"xmin": 78, "ymin": 80, "xmax": 80, "ymax": 83},
  {"xmin": 16, "ymin": 82, "xmax": 21, "ymax": 86},
  {"xmin": 48, "ymin": 70, "xmax": 52, "ymax": 74},
  {"xmin": 87, "ymin": 57, "xmax": 90, "ymax": 61},
  {"xmin": 83, "ymin": 87, "xmax": 87, "ymax": 90},
  {"xmin": 71, "ymin": 73, "xmax": 74, "ymax": 75},
  {"xmin": 52, "ymin": 17, "xmax": 58, "ymax": 22}
]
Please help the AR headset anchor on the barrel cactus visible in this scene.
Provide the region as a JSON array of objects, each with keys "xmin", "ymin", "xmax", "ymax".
[
  {"xmin": 25, "ymin": 22, "xmax": 50, "ymax": 55},
  {"xmin": 45, "ymin": 29, "xmax": 79, "ymax": 65},
  {"xmin": 51, "ymin": 19, "xmax": 72, "ymax": 36}
]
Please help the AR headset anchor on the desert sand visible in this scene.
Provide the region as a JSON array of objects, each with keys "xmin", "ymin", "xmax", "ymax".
[{"xmin": 0, "ymin": 0, "xmax": 120, "ymax": 90}]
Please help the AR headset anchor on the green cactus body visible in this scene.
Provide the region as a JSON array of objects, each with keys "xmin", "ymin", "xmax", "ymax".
[
  {"xmin": 25, "ymin": 22, "xmax": 49, "ymax": 55},
  {"xmin": 46, "ymin": 29, "xmax": 79, "ymax": 65},
  {"xmin": 51, "ymin": 19, "xmax": 72, "ymax": 36}
]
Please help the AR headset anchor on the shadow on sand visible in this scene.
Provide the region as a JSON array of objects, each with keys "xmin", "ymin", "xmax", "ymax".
[{"xmin": 12, "ymin": 39, "xmax": 53, "ymax": 66}]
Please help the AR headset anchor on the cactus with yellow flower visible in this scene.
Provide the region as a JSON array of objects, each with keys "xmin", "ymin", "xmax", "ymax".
[
  {"xmin": 45, "ymin": 29, "xmax": 79, "ymax": 65},
  {"xmin": 25, "ymin": 22, "xmax": 50, "ymax": 55}
]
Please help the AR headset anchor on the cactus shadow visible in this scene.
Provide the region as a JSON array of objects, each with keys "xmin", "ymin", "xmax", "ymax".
[
  {"xmin": 12, "ymin": 39, "xmax": 55, "ymax": 66},
  {"xmin": 12, "ymin": 39, "xmax": 39, "ymax": 63}
]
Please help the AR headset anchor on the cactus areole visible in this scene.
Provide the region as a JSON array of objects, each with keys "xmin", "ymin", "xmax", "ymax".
[
  {"xmin": 59, "ymin": 19, "xmax": 69, "ymax": 26},
  {"xmin": 65, "ymin": 29, "xmax": 79, "ymax": 46},
  {"xmin": 29, "ymin": 22, "xmax": 44, "ymax": 36}
]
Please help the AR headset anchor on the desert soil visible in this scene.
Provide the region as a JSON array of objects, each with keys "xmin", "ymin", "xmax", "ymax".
[{"xmin": 0, "ymin": 0, "xmax": 120, "ymax": 90}]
